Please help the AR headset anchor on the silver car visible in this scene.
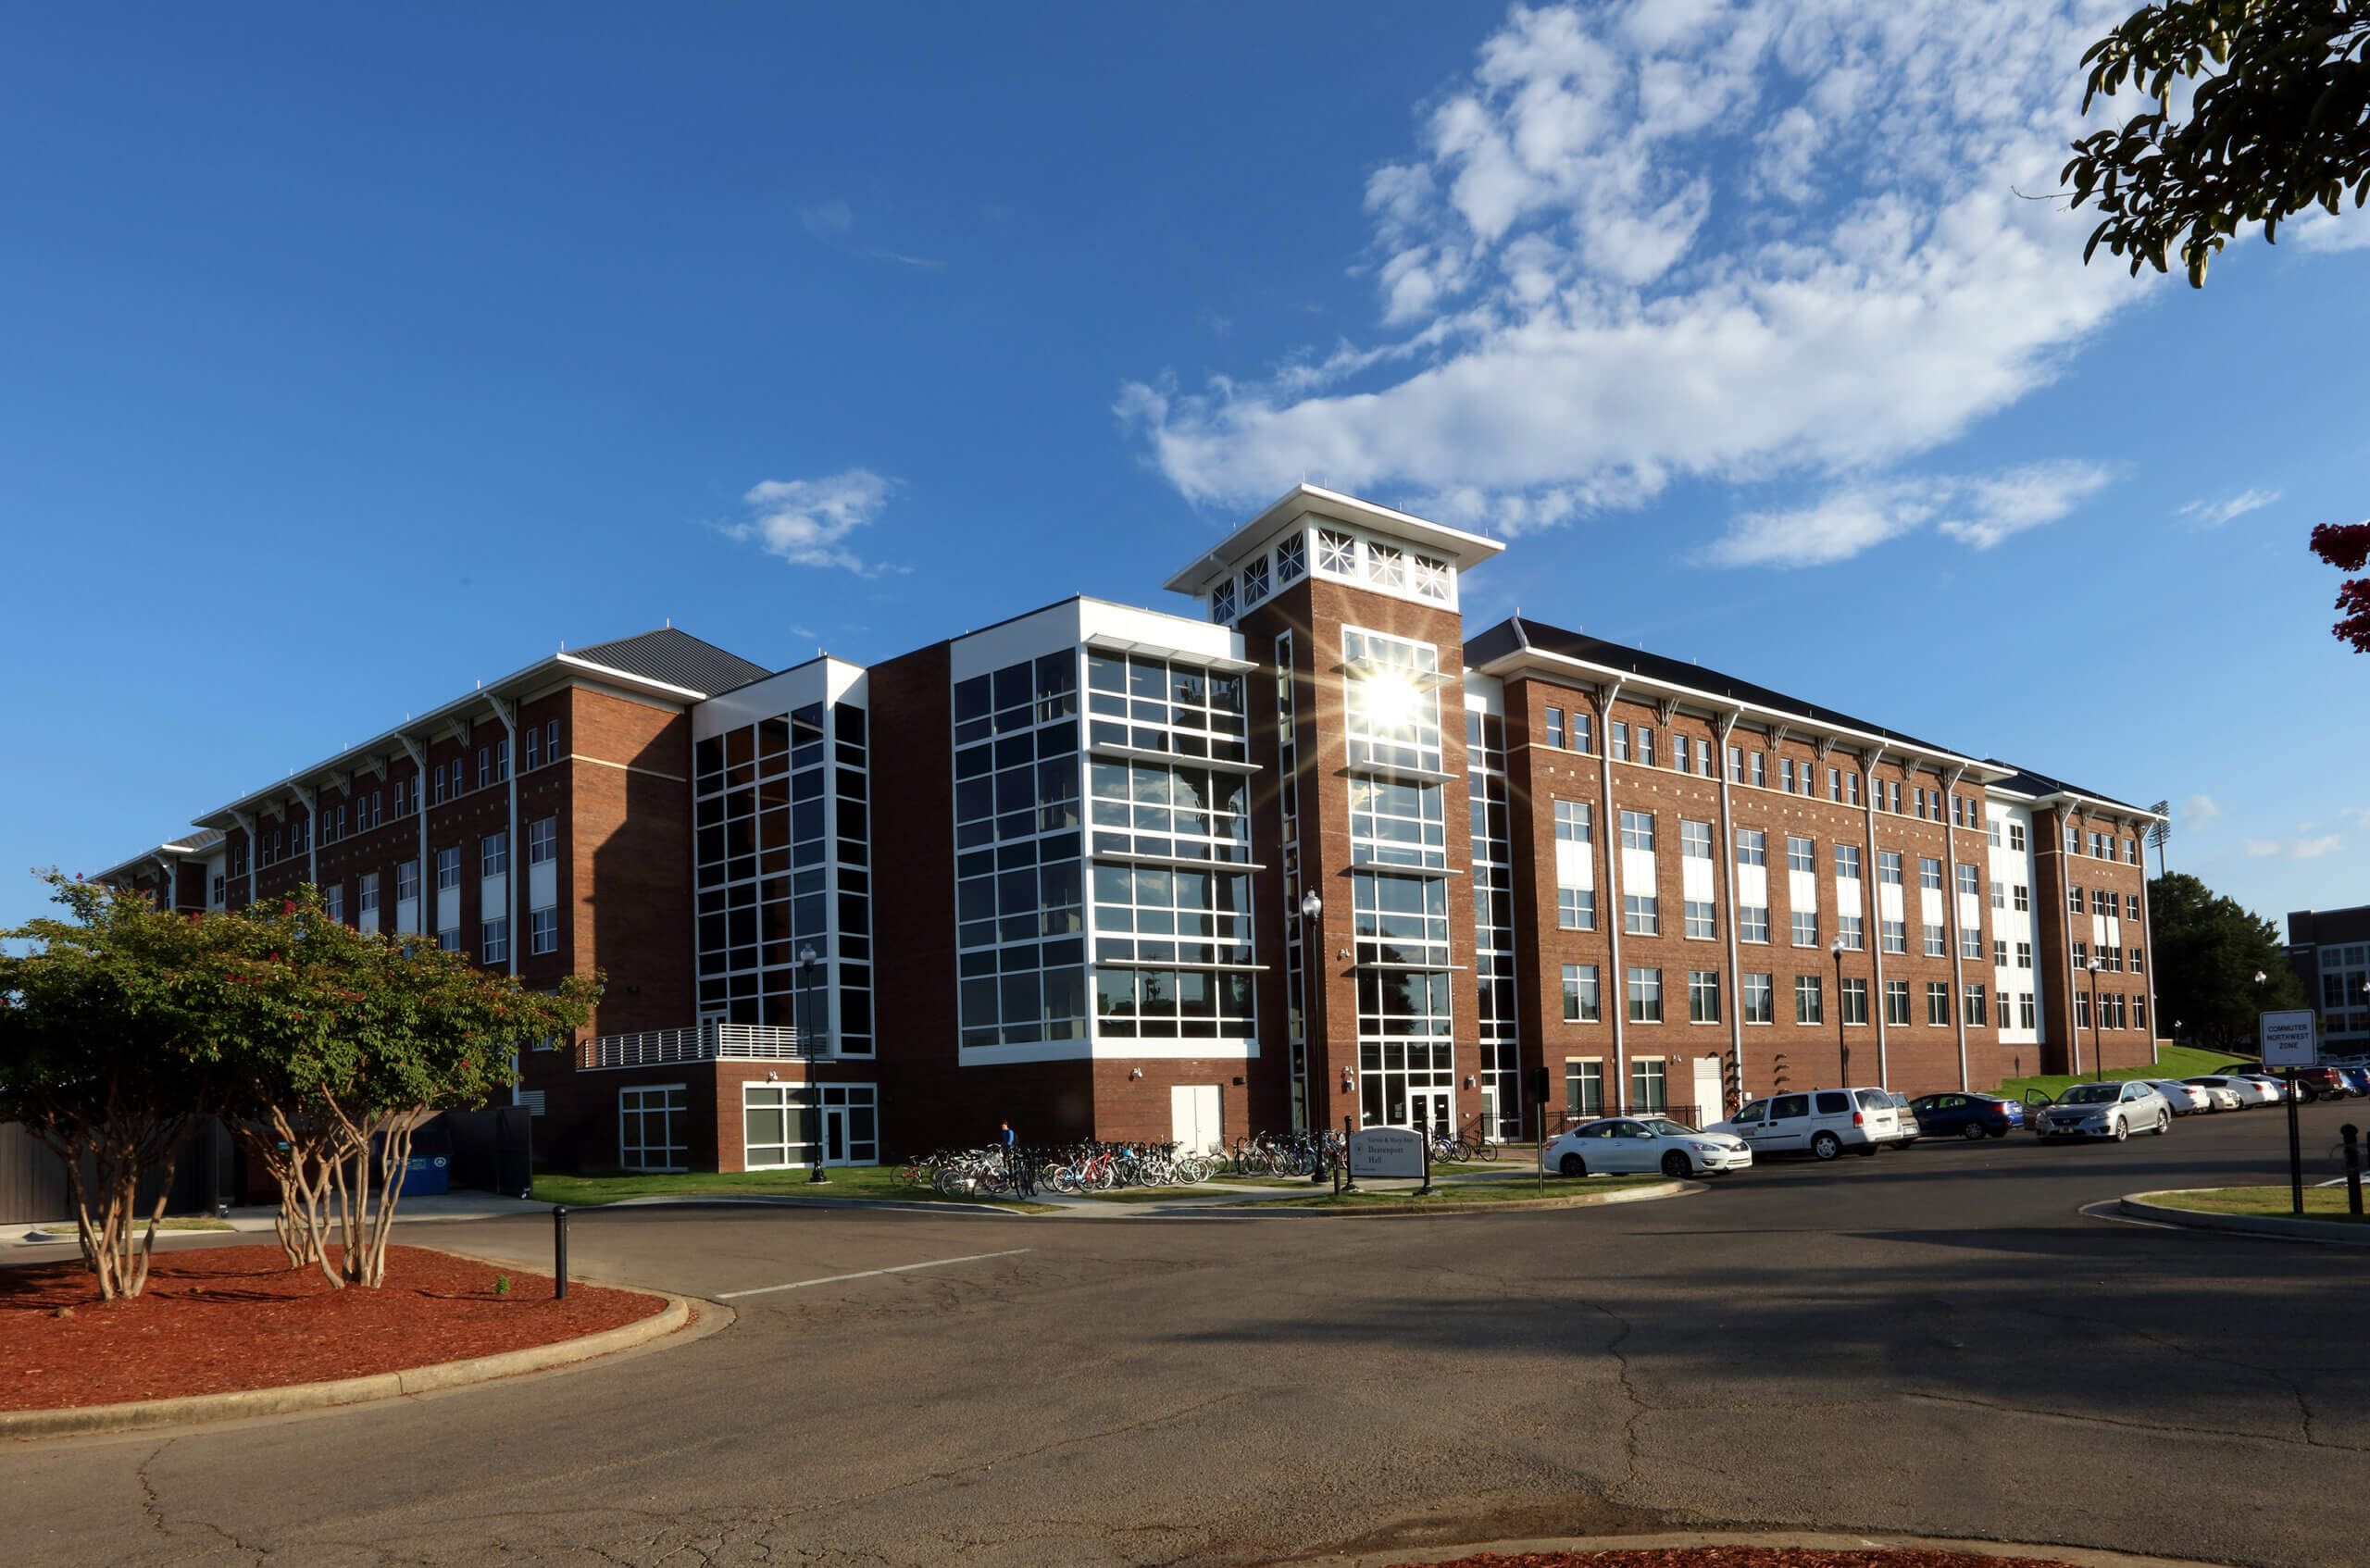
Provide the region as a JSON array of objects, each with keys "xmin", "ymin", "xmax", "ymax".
[{"xmin": 2033, "ymin": 1080, "xmax": 2172, "ymax": 1141}]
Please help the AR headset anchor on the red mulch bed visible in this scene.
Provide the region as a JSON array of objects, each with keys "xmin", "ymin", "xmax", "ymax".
[
  {"xmin": 1410, "ymin": 1554, "xmax": 2078, "ymax": 1567},
  {"xmin": 1, "ymin": 1243, "xmax": 666, "ymax": 1411}
]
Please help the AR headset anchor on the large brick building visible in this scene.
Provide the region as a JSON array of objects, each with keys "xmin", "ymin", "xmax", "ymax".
[{"xmin": 98, "ymin": 487, "xmax": 2165, "ymax": 1171}]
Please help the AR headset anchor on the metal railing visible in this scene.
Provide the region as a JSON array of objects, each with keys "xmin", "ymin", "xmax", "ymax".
[{"xmin": 580, "ymin": 1021, "xmax": 805, "ymax": 1071}]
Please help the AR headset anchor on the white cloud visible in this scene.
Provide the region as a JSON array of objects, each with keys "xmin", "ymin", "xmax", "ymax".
[
  {"xmin": 1703, "ymin": 460, "xmax": 2112, "ymax": 567},
  {"xmin": 2177, "ymin": 487, "xmax": 2281, "ymax": 528},
  {"xmin": 2288, "ymin": 205, "xmax": 2370, "ymax": 255},
  {"xmin": 2244, "ymin": 834, "xmax": 2343, "ymax": 861},
  {"xmin": 1122, "ymin": 0, "xmax": 2157, "ymax": 547},
  {"xmin": 798, "ymin": 198, "xmax": 854, "ymax": 238},
  {"xmin": 717, "ymin": 470, "xmax": 902, "ymax": 576},
  {"xmin": 2183, "ymin": 793, "xmax": 2223, "ymax": 829}
]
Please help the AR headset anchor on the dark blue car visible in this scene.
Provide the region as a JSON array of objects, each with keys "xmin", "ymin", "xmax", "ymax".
[{"xmin": 1904, "ymin": 1092, "xmax": 2025, "ymax": 1140}]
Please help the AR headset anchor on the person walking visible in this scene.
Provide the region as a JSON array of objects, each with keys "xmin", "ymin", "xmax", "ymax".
[{"xmin": 1000, "ymin": 1120, "xmax": 1036, "ymax": 1197}]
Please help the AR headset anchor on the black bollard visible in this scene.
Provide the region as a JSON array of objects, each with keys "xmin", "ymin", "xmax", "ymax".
[
  {"xmin": 2345, "ymin": 1125, "xmax": 2364, "ymax": 1218},
  {"xmin": 553, "ymin": 1204, "xmax": 569, "ymax": 1300}
]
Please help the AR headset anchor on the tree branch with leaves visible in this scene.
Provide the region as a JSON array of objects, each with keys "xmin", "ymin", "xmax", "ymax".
[{"xmin": 2065, "ymin": 0, "xmax": 2370, "ymax": 286}]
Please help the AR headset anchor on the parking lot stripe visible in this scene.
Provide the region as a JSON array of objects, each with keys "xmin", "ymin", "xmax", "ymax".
[{"xmin": 715, "ymin": 1248, "xmax": 1034, "ymax": 1300}]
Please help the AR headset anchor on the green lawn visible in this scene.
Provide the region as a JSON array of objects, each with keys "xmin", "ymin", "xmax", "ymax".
[
  {"xmin": 1235, "ymin": 1174, "xmax": 1669, "ymax": 1209},
  {"xmin": 1990, "ymin": 1043, "xmax": 2244, "ymax": 1104},
  {"xmin": 2150, "ymin": 1186, "xmax": 2370, "ymax": 1224},
  {"xmin": 530, "ymin": 1166, "xmax": 1058, "ymax": 1213}
]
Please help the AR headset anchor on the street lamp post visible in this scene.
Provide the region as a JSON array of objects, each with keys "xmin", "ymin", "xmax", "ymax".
[
  {"xmin": 2086, "ymin": 958, "xmax": 2104, "ymax": 1081},
  {"xmin": 1829, "ymin": 936, "xmax": 1849, "ymax": 1085},
  {"xmin": 1299, "ymin": 890, "xmax": 1327, "ymax": 1184},
  {"xmin": 798, "ymin": 944, "xmax": 826, "ymax": 1185}
]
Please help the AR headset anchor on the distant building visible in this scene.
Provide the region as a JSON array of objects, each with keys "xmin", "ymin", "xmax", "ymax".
[
  {"xmin": 2287, "ymin": 907, "xmax": 2370, "ymax": 1051},
  {"xmin": 95, "ymin": 485, "xmax": 2167, "ymax": 1173}
]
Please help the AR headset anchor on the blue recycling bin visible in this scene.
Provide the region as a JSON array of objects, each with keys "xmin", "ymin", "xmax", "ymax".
[{"xmin": 400, "ymin": 1153, "xmax": 450, "ymax": 1196}]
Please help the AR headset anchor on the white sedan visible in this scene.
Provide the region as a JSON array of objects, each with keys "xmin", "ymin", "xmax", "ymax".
[
  {"xmin": 2188, "ymin": 1074, "xmax": 2280, "ymax": 1109},
  {"xmin": 1548, "ymin": 1116, "xmax": 1753, "ymax": 1179}
]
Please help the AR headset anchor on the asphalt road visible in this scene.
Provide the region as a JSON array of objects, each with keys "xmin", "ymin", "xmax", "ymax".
[{"xmin": 6, "ymin": 1102, "xmax": 2367, "ymax": 1568}]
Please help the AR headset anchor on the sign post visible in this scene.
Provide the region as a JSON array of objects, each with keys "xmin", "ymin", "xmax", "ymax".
[
  {"xmin": 2261, "ymin": 1009, "xmax": 2318, "ymax": 1216},
  {"xmin": 1528, "ymin": 1065, "xmax": 1552, "ymax": 1196}
]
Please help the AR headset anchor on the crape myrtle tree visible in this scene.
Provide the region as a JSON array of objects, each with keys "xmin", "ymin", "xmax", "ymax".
[
  {"xmin": 0, "ymin": 874, "xmax": 230, "ymax": 1300},
  {"xmin": 2148, "ymin": 871, "xmax": 2310, "ymax": 1049},
  {"xmin": 215, "ymin": 889, "xmax": 596, "ymax": 1288},
  {"xmin": 2308, "ymin": 521, "xmax": 2370, "ymax": 652},
  {"xmin": 2064, "ymin": 1, "xmax": 2370, "ymax": 287}
]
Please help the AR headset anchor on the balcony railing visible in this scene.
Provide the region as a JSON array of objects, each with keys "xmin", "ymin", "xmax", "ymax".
[{"xmin": 580, "ymin": 1021, "xmax": 807, "ymax": 1071}]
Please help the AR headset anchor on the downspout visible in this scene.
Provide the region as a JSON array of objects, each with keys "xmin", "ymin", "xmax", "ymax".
[
  {"xmin": 1596, "ymin": 678, "xmax": 1627, "ymax": 1113},
  {"xmin": 1861, "ymin": 745, "xmax": 1889, "ymax": 1088},
  {"xmin": 2139, "ymin": 821, "xmax": 2160, "ymax": 1064},
  {"xmin": 294, "ymin": 784, "xmax": 318, "ymax": 889},
  {"xmin": 1942, "ymin": 764, "xmax": 1971, "ymax": 1093},
  {"xmin": 2062, "ymin": 804, "xmax": 2082, "ymax": 1076},
  {"xmin": 1712, "ymin": 707, "xmax": 1744, "ymax": 1114}
]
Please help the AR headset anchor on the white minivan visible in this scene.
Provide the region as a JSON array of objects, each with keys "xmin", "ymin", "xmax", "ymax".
[{"xmin": 1708, "ymin": 1088, "xmax": 1909, "ymax": 1162}]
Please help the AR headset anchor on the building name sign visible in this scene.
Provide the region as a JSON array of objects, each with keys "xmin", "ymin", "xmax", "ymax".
[
  {"xmin": 1348, "ymin": 1126, "xmax": 1425, "ymax": 1179},
  {"xmin": 2260, "ymin": 1009, "xmax": 2319, "ymax": 1068}
]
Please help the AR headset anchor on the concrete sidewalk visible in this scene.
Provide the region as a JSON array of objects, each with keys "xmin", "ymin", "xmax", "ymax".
[{"xmin": 6, "ymin": 1191, "xmax": 556, "ymax": 1249}]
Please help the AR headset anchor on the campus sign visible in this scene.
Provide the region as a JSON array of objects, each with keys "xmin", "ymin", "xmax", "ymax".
[
  {"xmin": 1348, "ymin": 1126, "xmax": 1425, "ymax": 1179},
  {"xmin": 2261, "ymin": 1010, "xmax": 2319, "ymax": 1068}
]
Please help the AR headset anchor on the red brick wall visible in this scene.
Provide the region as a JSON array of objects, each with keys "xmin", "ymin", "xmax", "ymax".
[{"xmin": 2031, "ymin": 805, "xmax": 2156, "ymax": 1076}]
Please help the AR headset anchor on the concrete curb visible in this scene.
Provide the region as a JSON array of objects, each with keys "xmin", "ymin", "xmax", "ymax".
[
  {"xmin": 1340, "ymin": 1527, "xmax": 2227, "ymax": 1566},
  {"xmin": 1200, "ymin": 1178, "xmax": 1694, "ymax": 1218},
  {"xmin": 0, "ymin": 1281, "xmax": 695, "ymax": 1440},
  {"xmin": 2121, "ymin": 1189, "xmax": 2370, "ymax": 1246}
]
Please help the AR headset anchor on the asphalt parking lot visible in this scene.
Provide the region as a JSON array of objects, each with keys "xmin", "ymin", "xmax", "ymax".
[{"xmin": 6, "ymin": 1101, "xmax": 2366, "ymax": 1568}]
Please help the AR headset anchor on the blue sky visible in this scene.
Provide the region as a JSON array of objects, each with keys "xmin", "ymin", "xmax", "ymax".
[{"xmin": 5, "ymin": 1, "xmax": 2365, "ymax": 934}]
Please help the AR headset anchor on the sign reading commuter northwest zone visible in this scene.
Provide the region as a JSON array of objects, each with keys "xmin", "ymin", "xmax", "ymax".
[
  {"xmin": 1348, "ymin": 1126, "xmax": 1425, "ymax": 1179},
  {"xmin": 2261, "ymin": 1010, "xmax": 2320, "ymax": 1068}
]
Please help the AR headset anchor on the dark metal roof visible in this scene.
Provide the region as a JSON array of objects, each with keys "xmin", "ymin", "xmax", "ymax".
[
  {"xmin": 568, "ymin": 628, "xmax": 772, "ymax": 695},
  {"xmin": 1465, "ymin": 616, "xmax": 1966, "ymax": 758},
  {"xmin": 1982, "ymin": 761, "xmax": 2151, "ymax": 814}
]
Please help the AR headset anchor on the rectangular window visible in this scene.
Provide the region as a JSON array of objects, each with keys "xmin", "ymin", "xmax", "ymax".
[
  {"xmin": 1572, "ymin": 713, "xmax": 1593, "ymax": 753},
  {"xmin": 2130, "ymin": 946, "xmax": 2143, "ymax": 972},
  {"xmin": 1794, "ymin": 974, "xmax": 1824, "ymax": 1025},
  {"xmin": 324, "ymin": 884, "xmax": 344, "ymax": 924},
  {"xmin": 2019, "ymin": 992, "xmax": 2037, "ymax": 1028},
  {"xmin": 618, "ymin": 1085, "xmax": 689, "ymax": 1172},
  {"xmin": 1620, "ymin": 810, "xmax": 1655, "ymax": 852},
  {"xmin": 1685, "ymin": 900, "xmax": 1716, "ymax": 940},
  {"xmin": 2068, "ymin": 884, "xmax": 2084, "ymax": 914},
  {"xmin": 478, "ymin": 746, "xmax": 493, "ymax": 790},
  {"xmin": 431, "ymin": 765, "xmax": 449, "ymax": 805},
  {"xmin": 495, "ymin": 736, "xmax": 510, "ymax": 781},
  {"xmin": 2009, "ymin": 822, "xmax": 2027, "ymax": 851},
  {"xmin": 1637, "ymin": 727, "xmax": 1655, "ymax": 766},
  {"xmin": 1845, "ymin": 771, "xmax": 1862, "ymax": 806},
  {"xmin": 1562, "ymin": 964, "xmax": 1602, "ymax": 1023},
  {"xmin": 1680, "ymin": 819, "xmax": 1712, "ymax": 859},
  {"xmin": 1741, "ymin": 972, "xmax": 1774, "ymax": 1024},
  {"xmin": 1728, "ymin": 745, "xmax": 1744, "ymax": 784},
  {"xmin": 530, "ymin": 907, "xmax": 558, "ymax": 955},
  {"xmin": 436, "ymin": 847, "xmax": 461, "ymax": 890},
  {"xmin": 1878, "ymin": 850, "xmax": 1902, "ymax": 886},
  {"xmin": 1990, "ymin": 880, "xmax": 2005, "ymax": 909},
  {"xmin": 1881, "ymin": 919, "xmax": 1905, "ymax": 954},
  {"xmin": 1841, "ymin": 977, "xmax": 1868, "ymax": 1026},
  {"xmin": 1786, "ymin": 835, "xmax": 1814, "ymax": 874},
  {"xmin": 1736, "ymin": 828, "xmax": 1767, "ymax": 866},
  {"xmin": 1546, "ymin": 706, "xmax": 1565, "ymax": 749},
  {"xmin": 2074, "ymin": 940, "xmax": 2089, "ymax": 966},
  {"xmin": 1886, "ymin": 779, "xmax": 1901, "ymax": 814},
  {"xmin": 1835, "ymin": 844, "xmax": 1861, "ymax": 881},
  {"xmin": 2016, "ymin": 940, "xmax": 2033, "ymax": 968},
  {"xmin": 482, "ymin": 917, "xmax": 509, "ymax": 965},
  {"xmin": 1623, "ymin": 893, "xmax": 1659, "ymax": 936},
  {"xmin": 1838, "ymin": 914, "xmax": 1864, "ymax": 950},
  {"xmin": 1739, "ymin": 903, "xmax": 1769, "ymax": 943},
  {"xmin": 358, "ymin": 872, "xmax": 379, "ymax": 915},
  {"xmin": 1750, "ymin": 753, "xmax": 1766, "ymax": 789},
  {"xmin": 1923, "ymin": 923, "xmax": 1946, "ymax": 958},
  {"xmin": 545, "ymin": 718, "xmax": 561, "ymax": 762},
  {"xmin": 1993, "ymin": 938, "xmax": 2008, "ymax": 966},
  {"xmin": 525, "ymin": 726, "xmax": 542, "ymax": 769},
  {"xmin": 1565, "ymin": 1059, "xmax": 1604, "ymax": 1117},
  {"xmin": 2076, "ymin": 989, "xmax": 2092, "ymax": 1028},
  {"xmin": 1554, "ymin": 799, "xmax": 1592, "ymax": 843},
  {"xmin": 1611, "ymin": 721, "xmax": 1630, "ymax": 762},
  {"xmin": 1920, "ymin": 856, "xmax": 1943, "ymax": 891},
  {"xmin": 2133, "ymin": 995, "xmax": 2146, "ymax": 1030},
  {"xmin": 1672, "ymin": 735, "xmax": 1691, "ymax": 774},
  {"xmin": 1627, "ymin": 966, "xmax": 1664, "ymax": 1024},
  {"xmin": 1827, "ymin": 766, "xmax": 1841, "ymax": 802},
  {"xmin": 1960, "ymin": 927, "xmax": 1983, "ymax": 961},
  {"xmin": 1957, "ymin": 864, "xmax": 1980, "ymax": 898},
  {"xmin": 1885, "ymin": 978, "xmax": 1911, "ymax": 1026},
  {"xmin": 2013, "ymin": 884, "xmax": 2030, "ymax": 913},
  {"xmin": 398, "ymin": 859, "xmax": 420, "ymax": 902},
  {"xmin": 1928, "ymin": 981, "xmax": 1952, "ymax": 1026},
  {"xmin": 529, "ymin": 816, "xmax": 557, "ymax": 865},
  {"xmin": 1558, "ymin": 888, "xmax": 1597, "ymax": 930},
  {"xmin": 2126, "ymin": 892, "xmax": 2142, "ymax": 920},
  {"xmin": 1689, "ymin": 969, "xmax": 1721, "ymax": 1024},
  {"xmin": 1790, "ymin": 909, "xmax": 1819, "ymax": 947},
  {"xmin": 1780, "ymin": 757, "xmax": 1796, "ymax": 792},
  {"xmin": 437, "ymin": 927, "xmax": 460, "ymax": 952},
  {"xmin": 481, "ymin": 831, "xmax": 508, "ymax": 877},
  {"xmin": 1629, "ymin": 1057, "xmax": 1668, "ymax": 1114},
  {"xmin": 1965, "ymin": 983, "xmax": 1988, "ymax": 1027}
]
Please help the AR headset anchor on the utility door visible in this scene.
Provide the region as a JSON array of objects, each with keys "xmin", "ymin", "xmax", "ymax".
[
  {"xmin": 1690, "ymin": 1056, "xmax": 1725, "ymax": 1125},
  {"xmin": 1169, "ymin": 1085, "xmax": 1222, "ymax": 1152}
]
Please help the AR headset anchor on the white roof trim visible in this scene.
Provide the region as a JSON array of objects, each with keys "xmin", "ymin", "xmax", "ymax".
[{"xmin": 1164, "ymin": 484, "xmax": 1504, "ymax": 595}]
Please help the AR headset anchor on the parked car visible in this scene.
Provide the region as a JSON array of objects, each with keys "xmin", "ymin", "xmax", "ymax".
[
  {"xmin": 1546, "ymin": 1116, "xmax": 1752, "ymax": 1179},
  {"xmin": 2149, "ymin": 1079, "xmax": 2211, "ymax": 1115},
  {"xmin": 2339, "ymin": 1067, "xmax": 2370, "ymax": 1098},
  {"xmin": 1888, "ymin": 1091, "xmax": 1921, "ymax": 1146},
  {"xmin": 2187, "ymin": 1074, "xmax": 2279, "ymax": 1109},
  {"xmin": 2229, "ymin": 1072, "xmax": 2297, "ymax": 1104},
  {"xmin": 1707, "ymin": 1088, "xmax": 1909, "ymax": 1162},
  {"xmin": 2180, "ymin": 1076, "xmax": 2248, "ymax": 1112},
  {"xmin": 2034, "ymin": 1080, "xmax": 2172, "ymax": 1140},
  {"xmin": 2227, "ymin": 1063, "xmax": 2349, "ymax": 1100},
  {"xmin": 1904, "ymin": 1091, "xmax": 2024, "ymax": 1140}
]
